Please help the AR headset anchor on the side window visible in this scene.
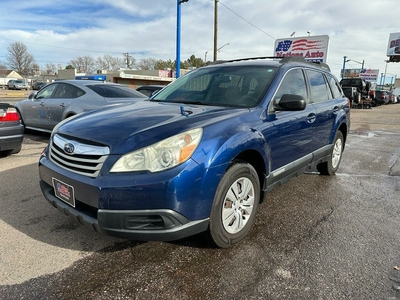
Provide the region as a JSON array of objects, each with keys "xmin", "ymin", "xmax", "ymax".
[
  {"xmin": 53, "ymin": 83, "xmax": 83, "ymax": 99},
  {"xmin": 36, "ymin": 83, "xmax": 58, "ymax": 99},
  {"xmin": 327, "ymin": 75, "xmax": 343, "ymax": 99},
  {"xmin": 274, "ymin": 68, "xmax": 308, "ymax": 104},
  {"xmin": 87, "ymin": 85, "xmax": 141, "ymax": 98},
  {"xmin": 306, "ymin": 69, "xmax": 330, "ymax": 103}
]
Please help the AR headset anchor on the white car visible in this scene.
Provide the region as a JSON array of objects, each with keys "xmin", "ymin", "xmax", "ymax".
[{"xmin": 12, "ymin": 80, "xmax": 29, "ymax": 90}]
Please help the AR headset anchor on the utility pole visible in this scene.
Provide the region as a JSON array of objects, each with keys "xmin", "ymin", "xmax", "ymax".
[
  {"xmin": 123, "ymin": 53, "xmax": 131, "ymax": 69},
  {"xmin": 213, "ymin": 0, "xmax": 218, "ymax": 61}
]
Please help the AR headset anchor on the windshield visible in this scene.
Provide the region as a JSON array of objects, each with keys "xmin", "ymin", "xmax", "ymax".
[{"xmin": 152, "ymin": 65, "xmax": 276, "ymax": 107}]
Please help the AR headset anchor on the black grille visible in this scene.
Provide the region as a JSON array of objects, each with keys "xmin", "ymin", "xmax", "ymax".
[{"xmin": 49, "ymin": 134, "xmax": 109, "ymax": 177}]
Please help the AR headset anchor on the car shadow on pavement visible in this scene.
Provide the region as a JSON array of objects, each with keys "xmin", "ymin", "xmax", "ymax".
[
  {"xmin": 0, "ymin": 161, "xmax": 126, "ymax": 252},
  {"xmin": 0, "ymin": 159, "xmax": 216, "ymax": 252}
]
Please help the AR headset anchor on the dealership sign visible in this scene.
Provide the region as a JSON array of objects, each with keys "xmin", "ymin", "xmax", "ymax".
[
  {"xmin": 387, "ymin": 32, "xmax": 400, "ymax": 56},
  {"xmin": 274, "ymin": 35, "xmax": 329, "ymax": 63},
  {"xmin": 387, "ymin": 32, "xmax": 400, "ymax": 62},
  {"xmin": 342, "ymin": 68, "xmax": 380, "ymax": 82}
]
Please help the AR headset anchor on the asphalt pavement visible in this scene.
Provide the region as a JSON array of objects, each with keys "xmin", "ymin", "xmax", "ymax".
[{"xmin": 0, "ymin": 95, "xmax": 400, "ymax": 299}]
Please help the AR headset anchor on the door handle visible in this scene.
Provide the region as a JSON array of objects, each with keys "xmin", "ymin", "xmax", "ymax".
[{"xmin": 307, "ymin": 113, "xmax": 316, "ymax": 123}]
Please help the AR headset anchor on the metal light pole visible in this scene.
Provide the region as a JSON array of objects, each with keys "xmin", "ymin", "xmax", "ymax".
[
  {"xmin": 217, "ymin": 43, "xmax": 229, "ymax": 52},
  {"xmin": 383, "ymin": 60, "xmax": 389, "ymax": 87},
  {"xmin": 176, "ymin": 0, "xmax": 188, "ymax": 78},
  {"xmin": 341, "ymin": 56, "xmax": 347, "ymax": 79}
]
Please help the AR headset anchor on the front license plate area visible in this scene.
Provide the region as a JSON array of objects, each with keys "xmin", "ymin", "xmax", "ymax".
[{"xmin": 52, "ymin": 177, "xmax": 75, "ymax": 207}]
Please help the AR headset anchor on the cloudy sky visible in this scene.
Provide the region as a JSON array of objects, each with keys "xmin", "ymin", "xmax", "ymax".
[{"xmin": 1, "ymin": 0, "xmax": 399, "ymax": 83}]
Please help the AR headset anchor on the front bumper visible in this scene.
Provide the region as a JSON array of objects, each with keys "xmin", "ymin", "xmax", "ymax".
[{"xmin": 40, "ymin": 179, "xmax": 209, "ymax": 241}]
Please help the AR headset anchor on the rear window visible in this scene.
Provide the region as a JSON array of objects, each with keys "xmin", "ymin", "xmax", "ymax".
[{"xmin": 87, "ymin": 84, "xmax": 147, "ymax": 98}]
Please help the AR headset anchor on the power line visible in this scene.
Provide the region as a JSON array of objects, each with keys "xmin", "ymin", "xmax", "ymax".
[{"xmin": 218, "ymin": 1, "xmax": 275, "ymax": 40}]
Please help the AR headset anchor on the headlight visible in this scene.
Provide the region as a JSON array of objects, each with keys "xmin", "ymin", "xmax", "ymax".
[{"xmin": 110, "ymin": 128, "xmax": 203, "ymax": 173}]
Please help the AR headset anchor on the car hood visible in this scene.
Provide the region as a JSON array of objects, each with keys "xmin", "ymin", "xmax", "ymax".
[{"xmin": 54, "ymin": 101, "xmax": 249, "ymax": 154}]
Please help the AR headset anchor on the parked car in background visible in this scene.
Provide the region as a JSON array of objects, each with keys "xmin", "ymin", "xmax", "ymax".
[
  {"xmin": 32, "ymin": 82, "xmax": 47, "ymax": 90},
  {"xmin": 7, "ymin": 80, "xmax": 16, "ymax": 90},
  {"xmin": 12, "ymin": 80, "xmax": 29, "ymax": 90},
  {"xmin": 136, "ymin": 85, "xmax": 165, "ymax": 97},
  {"xmin": 15, "ymin": 79, "xmax": 147, "ymax": 133},
  {"xmin": 0, "ymin": 103, "xmax": 24, "ymax": 156},
  {"xmin": 374, "ymin": 90, "xmax": 389, "ymax": 105},
  {"xmin": 38, "ymin": 56, "xmax": 350, "ymax": 248},
  {"xmin": 387, "ymin": 92, "xmax": 396, "ymax": 103}
]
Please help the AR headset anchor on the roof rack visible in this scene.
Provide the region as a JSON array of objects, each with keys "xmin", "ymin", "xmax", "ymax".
[
  {"xmin": 208, "ymin": 56, "xmax": 281, "ymax": 65},
  {"xmin": 208, "ymin": 56, "xmax": 331, "ymax": 71},
  {"xmin": 278, "ymin": 57, "xmax": 330, "ymax": 71}
]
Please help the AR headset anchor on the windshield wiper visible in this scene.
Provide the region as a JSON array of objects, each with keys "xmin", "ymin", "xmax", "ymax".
[{"xmin": 175, "ymin": 100, "xmax": 209, "ymax": 105}]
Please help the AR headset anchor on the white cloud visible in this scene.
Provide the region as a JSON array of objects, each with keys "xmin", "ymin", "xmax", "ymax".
[{"xmin": 0, "ymin": 0, "xmax": 399, "ymax": 80}]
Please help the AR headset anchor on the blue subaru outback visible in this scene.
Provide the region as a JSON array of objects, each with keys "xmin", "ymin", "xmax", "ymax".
[{"xmin": 39, "ymin": 57, "xmax": 350, "ymax": 248}]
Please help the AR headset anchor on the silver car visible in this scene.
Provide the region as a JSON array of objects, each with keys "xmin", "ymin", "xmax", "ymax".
[
  {"xmin": 14, "ymin": 80, "xmax": 147, "ymax": 133},
  {"xmin": 13, "ymin": 80, "xmax": 30, "ymax": 90}
]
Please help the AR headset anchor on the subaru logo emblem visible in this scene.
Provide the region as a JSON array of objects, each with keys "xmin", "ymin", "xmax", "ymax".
[{"xmin": 64, "ymin": 143, "xmax": 75, "ymax": 155}]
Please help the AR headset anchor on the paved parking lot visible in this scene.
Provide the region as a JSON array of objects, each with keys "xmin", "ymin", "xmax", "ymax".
[{"xmin": 1, "ymin": 97, "xmax": 400, "ymax": 299}]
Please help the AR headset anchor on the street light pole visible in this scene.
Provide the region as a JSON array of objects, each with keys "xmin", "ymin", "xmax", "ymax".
[
  {"xmin": 176, "ymin": 0, "xmax": 188, "ymax": 78},
  {"xmin": 217, "ymin": 43, "xmax": 229, "ymax": 52},
  {"xmin": 383, "ymin": 59, "xmax": 389, "ymax": 87},
  {"xmin": 341, "ymin": 56, "xmax": 347, "ymax": 79}
]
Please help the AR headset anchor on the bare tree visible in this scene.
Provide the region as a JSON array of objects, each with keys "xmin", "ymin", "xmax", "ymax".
[
  {"xmin": 95, "ymin": 54, "xmax": 125, "ymax": 72},
  {"xmin": 137, "ymin": 58, "xmax": 158, "ymax": 70},
  {"xmin": 6, "ymin": 41, "xmax": 36, "ymax": 75},
  {"xmin": 69, "ymin": 55, "xmax": 96, "ymax": 73},
  {"xmin": 0, "ymin": 61, "xmax": 7, "ymax": 69},
  {"xmin": 44, "ymin": 63, "xmax": 57, "ymax": 75}
]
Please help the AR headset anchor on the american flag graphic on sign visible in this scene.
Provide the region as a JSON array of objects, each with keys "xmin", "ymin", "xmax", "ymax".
[
  {"xmin": 274, "ymin": 35, "xmax": 329, "ymax": 63},
  {"xmin": 291, "ymin": 39, "xmax": 323, "ymax": 51},
  {"xmin": 57, "ymin": 182, "xmax": 71, "ymax": 198}
]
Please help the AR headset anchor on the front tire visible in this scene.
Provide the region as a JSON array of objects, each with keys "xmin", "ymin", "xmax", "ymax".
[
  {"xmin": 317, "ymin": 131, "xmax": 344, "ymax": 175},
  {"xmin": 209, "ymin": 162, "xmax": 260, "ymax": 248}
]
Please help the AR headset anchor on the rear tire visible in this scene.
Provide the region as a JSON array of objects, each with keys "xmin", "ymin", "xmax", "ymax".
[
  {"xmin": 317, "ymin": 131, "xmax": 344, "ymax": 175},
  {"xmin": 209, "ymin": 162, "xmax": 260, "ymax": 248}
]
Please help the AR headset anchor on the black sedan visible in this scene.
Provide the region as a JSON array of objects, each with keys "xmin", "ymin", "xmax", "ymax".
[
  {"xmin": 375, "ymin": 91, "xmax": 389, "ymax": 105},
  {"xmin": 0, "ymin": 103, "xmax": 24, "ymax": 156},
  {"xmin": 136, "ymin": 85, "xmax": 165, "ymax": 97},
  {"xmin": 32, "ymin": 82, "xmax": 47, "ymax": 90}
]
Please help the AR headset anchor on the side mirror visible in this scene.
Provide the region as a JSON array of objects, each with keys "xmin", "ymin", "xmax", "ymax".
[
  {"xmin": 28, "ymin": 91, "xmax": 37, "ymax": 100},
  {"xmin": 275, "ymin": 94, "xmax": 306, "ymax": 111}
]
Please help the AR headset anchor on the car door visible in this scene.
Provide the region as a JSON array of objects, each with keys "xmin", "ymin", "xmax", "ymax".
[
  {"xmin": 24, "ymin": 83, "xmax": 59, "ymax": 129},
  {"xmin": 306, "ymin": 69, "xmax": 341, "ymax": 151},
  {"xmin": 261, "ymin": 68, "xmax": 316, "ymax": 173},
  {"xmin": 45, "ymin": 83, "xmax": 77, "ymax": 130}
]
